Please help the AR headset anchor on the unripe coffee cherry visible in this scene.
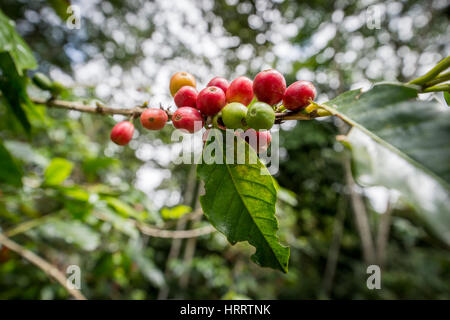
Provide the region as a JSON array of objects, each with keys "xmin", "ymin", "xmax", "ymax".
[
  {"xmin": 170, "ymin": 71, "xmax": 196, "ymax": 96},
  {"xmin": 246, "ymin": 102, "xmax": 275, "ymax": 130},
  {"xmin": 32, "ymin": 72, "xmax": 53, "ymax": 91},
  {"xmin": 110, "ymin": 121, "xmax": 135, "ymax": 145},
  {"xmin": 172, "ymin": 107, "xmax": 204, "ymax": 133},
  {"xmin": 197, "ymin": 86, "xmax": 226, "ymax": 116},
  {"xmin": 221, "ymin": 102, "xmax": 248, "ymax": 129},
  {"xmin": 51, "ymin": 81, "xmax": 65, "ymax": 96},
  {"xmin": 212, "ymin": 112, "xmax": 226, "ymax": 130},
  {"xmin": 283, "ymin": 80, "xmax": 316, "ymax": 111},
  {"xmin": 226, "ymin": 76, "xmax": 254, "ymax": 106},
  {"xmin": 207, "ymin": 77, "xmax": 229, "ymax": 94},
  {"xmin": 140, "ymin": 108, "xmax": 168, "ymax": 130},
  {"xmin": 174, "ymin": 86, "xmax": 198, "ymax": 109},
  {"xmin": 253, "ymin": 69, "xmax": 286, "ymax": 105}
]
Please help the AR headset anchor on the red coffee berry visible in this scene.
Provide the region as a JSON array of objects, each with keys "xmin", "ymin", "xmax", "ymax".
[
  {"xmin": 207, "ymin": 77, "xmax": 229, "ymax": 94},
  {"xmin": 238, "ymin": 129, "xmax": 272, "ymax": 154},
  {"xmin": 140, "ymin": 108, "xmax": 168, "ymax": 130},
  {"xmin": 172, "ymin": 107, "xmax": 204, "ymax": 133},
  {"xmin": 197, "ymin": 86, "xmax": 226, "ymax": 116},
  {"xmin": 174, "ymin": 86, "xmax": 198, "ymax": 109},
  {"xmin": 283, "ymin": 80, "xmax": 316, "ymax": 111},
  {"xmin": 253, "ymin": 69, "xmax": 286, "ymax": 105},
  {"xmin": 226, "ymin": 76, "xmax": 254, "ymax": 106},
  {"xmin": 110, "ymin": 121, "xmax": 135, "ymax": 145},
  {"xmin": 256, "ymin": 130, "xmax": 272, "ymax": 153}
]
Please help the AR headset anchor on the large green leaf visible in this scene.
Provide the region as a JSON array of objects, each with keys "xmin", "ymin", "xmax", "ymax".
[
  {"xmin": 197, "ymin": 130, "xmax": 289, "ymax": 272},
  {"xmin": 0, "ymin": 139, "xmax": 22, "ymax": 186},
  {"xmin": 322, "ymin": 83, "xmax": 450, "ymax": 244},
  {"xmin": 0, "ymin": 9, "xmax": 37, "ymax": 73},
  {"xmin": 347, "ymin": 128, "xmax": 450, "ymax": 245}
]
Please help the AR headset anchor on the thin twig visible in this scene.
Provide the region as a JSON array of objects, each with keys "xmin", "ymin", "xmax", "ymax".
[
  {"xmin": 32, "ymin": 97, "xmax": 154, "ymax": 117},
  {"xmin": 93, "ymin": 211, "xmax": 214, "ymax": 239},
  {"xmin": 31, "ymin": 97, "xmax": 322, "ymax": 122},
  {"xmin": 4, "ymin": 215, "xmax": 54, "ymax": 238},
  {"xmin": 376, "ymin": 198, "xmax": 393, "ymax": 268},
  {"xmin": 136, "ymin": 223, "xmax": 215, "ymax": 239},
  {"xmin": 409, "ymin": 56, "xmax": 450, "ymax": 86},
  {"xmin": 178, "ymin": 183, "xmax": 204, "ymax": 291},
  {"xmin": 158, "ymin": 165, "xmax": 199, "ymax": 300},
  {"xmin": 0, "ymin": 232, "xmax": 87, "ymax": 300},
  {"xmin": 321, "ymin": 196, "xmax": 348, "ymax": 297},
  {"xmin": 422, "ymin": 83, "xmax": 450, "ymax": 93},
  {"xmin": 341, "ymin": 138, "xmax": 376, "ymax": 265},
  {"xmin": 423, "ymin": 71, "xmax": 450, "ymax": 87}
]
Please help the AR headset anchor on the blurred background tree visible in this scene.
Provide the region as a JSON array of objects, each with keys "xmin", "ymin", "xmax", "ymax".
[{"xmin": 0, "ymin": 0, "xmax": 449, "ymax": 299}]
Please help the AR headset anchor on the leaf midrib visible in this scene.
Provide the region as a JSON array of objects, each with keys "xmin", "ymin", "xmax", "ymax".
[{"xmin": 224, "ymin": 159, "xmax": 284, "ymax": 271}]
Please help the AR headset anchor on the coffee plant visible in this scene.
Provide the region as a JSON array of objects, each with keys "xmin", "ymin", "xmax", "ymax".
[{"xmin": 0, "ymin": 2, "xmax": 449, "ymax": 298}]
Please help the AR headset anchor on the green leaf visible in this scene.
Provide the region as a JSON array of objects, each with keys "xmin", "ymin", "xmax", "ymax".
[
  {"xmin": 37, "ymin": 219, "xmax": 100, "ymax": 251},
  {"xmin": 61, "ymin": 186, "xmax": 90, "ymax": 202},
  {"xmin": 95, "ymin": 205, "xmax": 139, "ymax": 239},
  {"xmin": 0, "ymin": 9, "xmax": 37, "ymax": 74},
  {"xmin": 160, "ymin": 205, "xmax": 191, "ymax": 220},
  {"xmin": 444, "ymin": 91, "xmax": 450, "ymax": 107},
  {"xmin": 44, "ymin": 158, "xmax": 74, "ymax": 186},
  {"xmin": 323, "ymin": 83, "xmax": 450, "ymax": 245},
  {"xmin": 127, "ymin": 240, "xmax": 165, "ymax": 288},
  {"xmin": 348, "ymin": 128, "xmax": 450, "ymax": 245},
  {"xmin": 0, "ymin": 139, "xmax": 22, "ymax": 186},
  {"xmin": 4, "ymin": 140, "xmax": 49, "ymax": 167},
  {"xmin": 0, "ymin": 53, "xmax": 34, "ymax": 133},
  {"xmin": 103, "ymin": 197, "xmax": 142, "ymax": 219},
  {"xmin": 197, "ymin": 131, "xmax": 289, "ymax": 273},
  {"xmin": 47, "ymin": 0, "xmax": 72, "ymax": 21},
  {"xmin": 82, "ymin": 157, "xmax": 119, "ymax": 181}
]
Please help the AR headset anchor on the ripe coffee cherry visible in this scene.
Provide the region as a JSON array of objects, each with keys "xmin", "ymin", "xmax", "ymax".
[
  {"xmin": 256, "ymin": 130, "xmax": 272, "ymax": 153},
  {"xmin": 238, "ymin": 129, "xmax": 272, "ymax": 154},
  {"xmin": 253, "ymin": 69, "xmax": 286, "ymax": 105},
  {"xmin": 174, "ymin": 86, "xmax": 198, "ymax": 109},
  {"xmin": 283, "ymin": 80, "xmax": 316, "ymax": 111},
  {"xmin": 140, "ymin": 108, "xmax": 168, "ymax": 130},
  {"xmin": 110, "ymin": 121, "xmax": 135, "ymax": 145},
  {"xmin": 172, "ymin": 107, "xmax": 204, "ymax": 133},
  {"xmin": 221, "ymin": 102, "xmax": 248, "ymax": 129},
  {"xmin": 207, "ymin": 77, "xmax": 229, "ymax": 94},
  {"xmin": 226, "ymin": 76, "xmax": 254, "ymax": 106},
  {"xmin": 197, "ymin": 86, "xmax": 226, "ymax": 116},
  {"xmin": 170, "ymin": 71, "xmax": 196, "ymax": 96},
  {"xmin": 246, "ymin": 102, "xmax": 275, "ymax": 130}
]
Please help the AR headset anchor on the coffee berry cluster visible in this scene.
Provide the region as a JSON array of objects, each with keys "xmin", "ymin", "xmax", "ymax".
[{"xmin": 110, "ymin": 70, "xmax": 316, "ymax": 151}]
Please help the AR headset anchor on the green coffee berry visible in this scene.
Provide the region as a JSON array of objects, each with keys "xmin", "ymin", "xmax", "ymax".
[
  {"xmin": 212, "ymin": 112, "xmax": 226, "ymax": 130},
  {"xmin": 221, "ymin": 102, "xmax": 248, "ymax": 129},
  {"xmin": 32, "ymin": 73, "xmax": 53, "ymax": 91},
  {"xmin": 51, "ymin": 81, "xmax": 65, "ymax": 96},
  {"xmin": 245, "ymin": 101, "xmax": 275, "ymax": 130}
]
